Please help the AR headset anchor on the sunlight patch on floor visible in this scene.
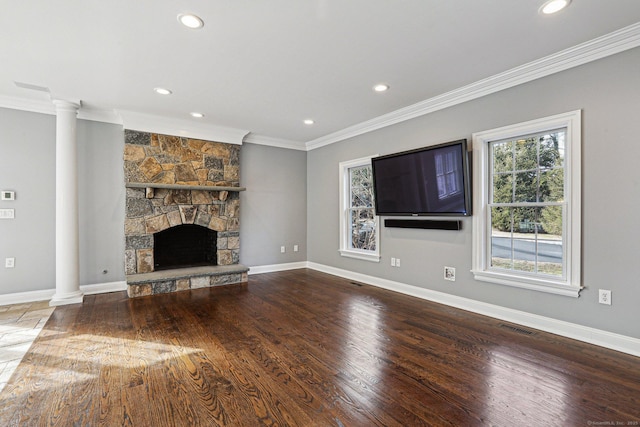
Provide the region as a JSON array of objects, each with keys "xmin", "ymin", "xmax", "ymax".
[{"xmin": 0, "ymin": 301, "xmax": 54, "ymax": 393}]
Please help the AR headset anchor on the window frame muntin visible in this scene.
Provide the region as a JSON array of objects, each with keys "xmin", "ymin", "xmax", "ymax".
[
  {"xmin": 487, "ymin": 129, "xmax": 567, "ymax": 280},
  {"xmin": 339, "ymin": 155, "xmax": 381, "ymax": 262},
  {"xmin": 471, "ymin": 111, "xmax": 582, "ymax": 297}
]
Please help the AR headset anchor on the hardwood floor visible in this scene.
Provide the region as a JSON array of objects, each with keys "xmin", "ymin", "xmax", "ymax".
[{"xmin": 1, "ymin": 269, "xmax": 639, "ymax": 426}]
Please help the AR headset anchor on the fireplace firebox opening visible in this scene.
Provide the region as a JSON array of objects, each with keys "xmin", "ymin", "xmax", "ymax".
[{"xmin": 153, "ymin": 224, "xmax": 217, "ymax": 271}]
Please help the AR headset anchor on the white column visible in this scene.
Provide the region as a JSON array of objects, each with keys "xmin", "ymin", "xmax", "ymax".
[{"xmin": 50, "ymin": 100, "xmax": 84, "ymax": 306}]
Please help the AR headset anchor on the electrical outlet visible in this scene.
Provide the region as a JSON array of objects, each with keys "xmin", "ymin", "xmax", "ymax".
[
  {"xmin": 280, "ymin": 246, "xmax": 286, "ymax": 253},
  {"xmin": 444, "ymin": 266, "xmax": 456, "ymax": 281},
  {"xmin": 5, "ymin": 257, "xmax": 15, "ymax": 268},
  {"xmin": 598, "ymin": 289, "xmax": 612, "ymax": 305},
  {"xmin": 391, "ymin": 257, "xmax": 396, "ymax": 267},
  {"xmin": 293, "ymin": 245, "xmax": 299, "ymax": 252},
  {"xmin": 396, "ymin": 258, "xmax": 401, "ymax": 267}
]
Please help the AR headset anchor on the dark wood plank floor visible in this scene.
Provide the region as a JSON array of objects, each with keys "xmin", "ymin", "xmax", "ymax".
[{"xmin": 1, "ymin": 269, "xmax": 639, "ymax": 426}]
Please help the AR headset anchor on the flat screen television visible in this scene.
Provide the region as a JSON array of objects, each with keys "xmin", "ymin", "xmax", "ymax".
[{"xmin": 371, "ymin": 139, "xmax": 471, "ymax": 216}]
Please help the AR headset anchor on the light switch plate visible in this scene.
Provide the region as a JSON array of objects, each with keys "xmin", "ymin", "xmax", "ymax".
[{"xmin": 0, "ymin": 209, "xmax": 15, "ymax": 219}]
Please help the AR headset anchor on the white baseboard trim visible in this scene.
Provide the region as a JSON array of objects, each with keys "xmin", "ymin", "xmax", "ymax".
[
  {"xmin": 80, "ymin": 281, "xmax": 127, "ymax": 295},
  {"xmin": 0, "ymin": 289, "xmax": 56, "ymax": 306},
  {"xmin": 307, "ymin": 262, "xmax": 640, "ymax": 358},
  {"xmin": 1, "ymin": 281, "xmax": 128, "ymax": 305},
  {"xmin": 247, "ymin": 262, "xmax": 308, "ymax": 275}
]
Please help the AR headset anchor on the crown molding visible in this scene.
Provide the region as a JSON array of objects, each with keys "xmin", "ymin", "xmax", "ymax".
[
  {"xmin": 0, "ymin": 96, "xmax": 250, "ymax": 144},
  {"xmin": 0, "ymin": 95, "xmax": 122, "ymax": 124},
  {"xmin": 78, "ymin": 107, "xmax": 122, "ymax": 124},
  {"xmin": 0, "ymin": 95, "xmax": 55, "ymax": 115},
  {"xmin": 119, "ymin": 110, "xmax": 250, "ymax": 145},
  {"xmin": 243, "ymin": 133, "xmax": 306, "ymax": 151},
  {"xmin": 0, "ymin": 96, "xmax": 250, "ymax": 145},
  {"xmin": 305, "ymin": 22, "xmax": 640, "ymax": 151}
]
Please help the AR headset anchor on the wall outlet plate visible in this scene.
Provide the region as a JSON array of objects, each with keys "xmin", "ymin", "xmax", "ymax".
[
  {"xmin": 444, "ymin": 266, "xmax": 456, "ymax": 281},
  {"xmin": 598, "ymin": 289, "xmax": 612, "ymax": 305},
  {"xmin": 5, "ymin": 258, "xmax": 15, "ymax": 268}
]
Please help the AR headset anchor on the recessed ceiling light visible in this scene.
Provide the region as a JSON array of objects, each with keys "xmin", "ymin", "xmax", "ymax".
[
  {"xmin": 154, "ymin": 87, "xmax": 172, "ymax": 95},
  {"xmin": 178, "ymin": 13, "xmax": 204, "ymax": 29},
  {"xmin": 304, "ymin": 119, "xmax": 315, "ymax": 125},
  {"xmin": 373, "ymin": 84, "xmax": 390, "ymax": 92},
  {"xmin": 190, "ymin": 112, "xmax": 204, "ymax": 118},
  {"xmin": 540, "ymin": 0, "xmax": 571, "ymax": 14}
]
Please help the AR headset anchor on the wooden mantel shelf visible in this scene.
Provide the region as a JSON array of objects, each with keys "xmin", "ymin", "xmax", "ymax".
[{"xmin": 126, "ymin": 182, "xmax": 246, "ymax": 192}]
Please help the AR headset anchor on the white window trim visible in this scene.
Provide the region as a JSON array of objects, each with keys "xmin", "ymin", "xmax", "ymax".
[
  {"xmin": 339, "ymin": 155, "xmax": 380, "ymax": 262},
  {"xmin": 471, "ymin": 110, "xmax": 582, "ymax": 297}
]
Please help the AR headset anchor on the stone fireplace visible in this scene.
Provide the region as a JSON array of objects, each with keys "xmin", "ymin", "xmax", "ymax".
[{"xmin": 123, "ymin": 130, "xmax": 248, "ymax": 298}]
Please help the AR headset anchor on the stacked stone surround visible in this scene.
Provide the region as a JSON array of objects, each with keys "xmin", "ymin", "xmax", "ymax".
[{"xmin": 124, "ymin": 129, "xmax": 247, "ymax": 298}]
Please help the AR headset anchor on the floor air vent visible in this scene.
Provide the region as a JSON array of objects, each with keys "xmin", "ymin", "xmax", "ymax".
[{"xmin": 499, "ymin": 324, "xmax": 535, "ymax": 335}]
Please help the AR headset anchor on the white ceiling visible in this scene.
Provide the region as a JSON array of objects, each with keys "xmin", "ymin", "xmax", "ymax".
[{"xmin": 1, "ymin": 1, "xmax": 640, "ymax": 149}]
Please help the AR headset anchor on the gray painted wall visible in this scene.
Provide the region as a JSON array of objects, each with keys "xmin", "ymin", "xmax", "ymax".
[
  {"xmin": 77, "ymin": 120, "xmax": 126, "ymax": 286},
  {"xmin": 1, "ymin": 117, "xmax": 307, "ymax": 296},
  {"xmin": 307, "ymin": 47, "xmax": 640, "ymax": 338},
  {"xmin": 0, "ymin": 111, "xmax": 126, "ymax": 295},
  {"xmin": 240, "ymin": 143, "xmax": 307, "ymax": 266},
  {"xmin": 0, "ymin": 109, "xmax": 56, "ymax": 294}
]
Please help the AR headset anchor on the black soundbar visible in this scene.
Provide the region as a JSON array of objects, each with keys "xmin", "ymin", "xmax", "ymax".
[{"xmin": 384, "ymin": 219, "xmax": 462, "ymax": 230}]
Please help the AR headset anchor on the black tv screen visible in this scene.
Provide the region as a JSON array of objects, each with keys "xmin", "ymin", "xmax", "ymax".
[{"xmin": 372, "ymin": 140, "xmax": 471, "ymax": 216}]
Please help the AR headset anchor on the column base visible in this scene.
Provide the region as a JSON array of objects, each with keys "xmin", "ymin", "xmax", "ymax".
[{"xmin": 49, "ymin": 291, "xmax": 84, "ymax": 306}]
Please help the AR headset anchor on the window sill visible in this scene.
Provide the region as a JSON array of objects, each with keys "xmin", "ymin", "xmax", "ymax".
[
  {"xmin": 339, "ymin": 250, "xmax": 381, "ymax": 263},
  {"xmin": 472, "ymin": 269, "xmax": 582, "ymax": 298}
]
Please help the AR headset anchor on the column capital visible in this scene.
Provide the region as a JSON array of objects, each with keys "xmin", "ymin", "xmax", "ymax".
[{"xmin": 52, "ymin": 99, "xmax": 81, "ymax": 113}]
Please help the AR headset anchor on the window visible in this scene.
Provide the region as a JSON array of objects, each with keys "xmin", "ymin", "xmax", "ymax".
[
  {"xmin": 472, "ymin": 111, "xmax": 582, "ymax": 297},
  {"xmin": 435, "ymin": 150, "xmax": 462, "ymax": 199},
  {"xmin": 339, "ymin": 156, "xmax": 380, "ymax": 262}
]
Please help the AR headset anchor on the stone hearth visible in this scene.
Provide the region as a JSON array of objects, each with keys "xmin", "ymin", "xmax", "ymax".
[{"xmin": 123, "ymin": 130, "xmax": 248, "ymax": 298}]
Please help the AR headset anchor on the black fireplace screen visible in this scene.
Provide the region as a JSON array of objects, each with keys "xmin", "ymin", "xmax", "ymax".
[{"xmin": 153, "ymin": 224, "xmax": 217, "ymax": 271}]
